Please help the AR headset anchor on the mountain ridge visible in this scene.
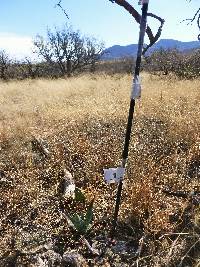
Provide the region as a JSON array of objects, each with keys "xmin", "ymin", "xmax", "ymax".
[{"xmin": 102, "ymin": 39, "xmax": 200, "ymax": 60}]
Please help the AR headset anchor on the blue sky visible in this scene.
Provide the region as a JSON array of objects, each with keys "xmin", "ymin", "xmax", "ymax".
[{"xmin": 0, "ymin": 0, "xmax": 199, "ymax": 59}]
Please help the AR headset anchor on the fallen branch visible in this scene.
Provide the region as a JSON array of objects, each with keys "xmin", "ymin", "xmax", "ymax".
[
  {"xmin": 178, "ymin": 238, "xmax": 200, "ymax": 267},
  {"xmin": 165, "ymin": 235, "xmax": 180, "ymax": 266},
  {"xmin": 136, "ymin": 235, "xmax": 146, "ymax": 257},
  {"xmin": 80, "ymin": 236, "xmax": 100, "ymax": 256},
  {"xmin": 159, "ymin": 187, "xmax": 200, "ymax": 198},
  {"xmin": 162, "ymin": 188, "xmax": 200, "ymax": 205},
  {"xmin": 159, "ymin": 232, "xmax": 190, "ymax": 240}
]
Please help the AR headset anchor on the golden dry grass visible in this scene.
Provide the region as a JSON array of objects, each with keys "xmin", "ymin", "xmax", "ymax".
[
  {"xmin": 0, "ymin": 73, "xmax": 199, "ymax": 135},
  {"xmin": 0, "ymin": 73, "xmax": 199, "ymax": 266}
]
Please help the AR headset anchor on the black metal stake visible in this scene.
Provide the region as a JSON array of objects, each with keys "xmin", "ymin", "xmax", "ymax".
[{"xmin": 111, "ymin": 1, "xmax": 149, "ymax": 238}]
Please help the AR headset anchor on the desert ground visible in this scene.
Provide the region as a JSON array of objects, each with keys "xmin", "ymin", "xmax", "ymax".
[{"xmin": 0, "ymin": 73, "xmax": 199, "ymax": 266}]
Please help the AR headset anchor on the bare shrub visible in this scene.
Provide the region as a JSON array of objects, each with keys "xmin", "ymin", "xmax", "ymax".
[
  {"xmin": 34, "ymin": 24, "xmax": 104, "ymax": 77},
  {"xmin": 144, "ymin": 48, "xmax": 200, "ymax": 79}
]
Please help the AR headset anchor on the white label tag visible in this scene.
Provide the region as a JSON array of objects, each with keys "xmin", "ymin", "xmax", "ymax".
[
  {"xmin": 104, "ymin": 167, "xmax": 125, "ymax": 183},
  {"xmin": 131, "ymin": 75, "xmax": 141, "ymax": 99}
]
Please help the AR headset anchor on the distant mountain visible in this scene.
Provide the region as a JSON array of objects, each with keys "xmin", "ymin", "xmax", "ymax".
[{"xmin": 102, "ymin": 39, "xmax": 200, "ymax": 60}]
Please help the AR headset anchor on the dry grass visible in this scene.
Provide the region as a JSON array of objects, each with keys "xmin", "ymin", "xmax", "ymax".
[{"xmin": 0, "ymin": 73, "xmax": 200, "ymax": 266}]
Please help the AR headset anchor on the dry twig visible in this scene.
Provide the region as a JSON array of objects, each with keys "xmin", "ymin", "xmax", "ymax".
[
  {"xmin": 55, "ymin": 0, "xmax": 69, "ymax": 19},
  {"xmin": 182, "ymin": 5, "xmax": 200, "ymax": 40}
]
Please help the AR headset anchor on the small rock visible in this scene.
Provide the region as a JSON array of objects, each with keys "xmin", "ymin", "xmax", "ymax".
[
  {"xmin": 31, "ymin": 136, "xmax": 49, "ymax": 158},
  {"xmin": 0, "ymin": 171, "xmax": 13, "ymax": 187},
  {"xmin": 39, "ymin": 250, "xmax": 62, "ymax": 267},
  {"xmin": 0, "ymin": 170, "xmax": 5, "ymax": 178},
  {"xmin": 58, "ymin": 169, "xmax": 75, "ymax": 198},
  {"xmin": 30, "ymin": 256, "xmax": 47, "ymax": 267},
  {"xmin": 111, "ymin": 241, "xmax": 127, "ymax": 254},
  {"xmin": 62, "ymin": 250, "xmax": 88, "ymax": 267}
]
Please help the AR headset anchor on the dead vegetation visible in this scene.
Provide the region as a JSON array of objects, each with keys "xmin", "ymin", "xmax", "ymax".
[{"xmin": 0, "ymin": 73, "xmax": 199, "ymax": 266}]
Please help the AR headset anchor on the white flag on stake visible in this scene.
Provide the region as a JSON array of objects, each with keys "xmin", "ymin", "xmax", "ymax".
[{"xmin": 104, "ymin": 167, "xmax": 125, "ymax": 183}]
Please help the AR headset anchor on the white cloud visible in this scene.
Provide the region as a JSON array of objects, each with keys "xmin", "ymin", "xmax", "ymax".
[{"xmin": 0, "ymin": 33, "xmax": 35, "ymax": 60}]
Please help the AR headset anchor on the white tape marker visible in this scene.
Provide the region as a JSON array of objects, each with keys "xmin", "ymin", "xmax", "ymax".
[{"xmin": 131, "ymin": 75, "xmax": 141, "ymax": 99}]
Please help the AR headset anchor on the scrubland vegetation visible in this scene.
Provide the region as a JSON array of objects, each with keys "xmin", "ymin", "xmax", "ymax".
[
  {"xmin": 0, "ymin": 73, "xmax": 199, "ymax": 266},
  {"xmin": 1, "ymin": 47, "xmax": 200, "ymax": 80}
]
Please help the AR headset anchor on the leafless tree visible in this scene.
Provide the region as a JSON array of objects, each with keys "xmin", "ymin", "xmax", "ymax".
[
  {"xmin": 0, "ymin": 50, "xmax": 11, "ymax": 80},
  {"xmin": 34, "ymin": 25, "xmax": 104, "ymax": 77}
]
